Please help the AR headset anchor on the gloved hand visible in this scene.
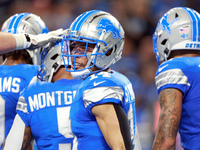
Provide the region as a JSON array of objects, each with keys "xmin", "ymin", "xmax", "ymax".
[{"xmin": 14, "ymin": 28, "xmax": 64, "ymax": 50}]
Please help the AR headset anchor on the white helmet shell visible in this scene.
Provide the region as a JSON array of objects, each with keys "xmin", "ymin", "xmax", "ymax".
[{"xmin": 153, "ymin": 7, "xmax": 200, "ymax": 64}]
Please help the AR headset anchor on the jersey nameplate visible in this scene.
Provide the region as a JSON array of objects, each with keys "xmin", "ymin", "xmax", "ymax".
[
  {"xmin": 0, "ymin": 77, "xmax": 21, "ymax": 93},
  {"xmin": 28, "ymin": 90, "xmax": 76, "ymax": 112}
]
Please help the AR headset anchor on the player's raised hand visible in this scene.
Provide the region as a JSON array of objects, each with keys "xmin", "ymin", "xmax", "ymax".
[
  {"xmin": 14, "ymin": 28, "xmax": 64, "ymax": 50},
  {"xmin": 29, "ymin": 28, "xmax": 64, "ymax": 50}
]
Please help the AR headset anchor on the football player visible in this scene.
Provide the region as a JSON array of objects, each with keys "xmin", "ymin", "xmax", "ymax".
[
  {"xmin": 4, "ymin": 41, "xmax": 82, "ymax": 150},
  {"xmin": 152, "ymin": 7, "xmax": 200, "ymax": 150},
  {"xmin": 61, "ymin": 10, "xmax": 142, "ymax": 150},
  {"xmin": 0, "ymin": 12, "xmax": 62, "ymax": 150}
]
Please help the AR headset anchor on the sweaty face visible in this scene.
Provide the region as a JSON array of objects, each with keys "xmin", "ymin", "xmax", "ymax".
[{"xmin": 70, "ymin": 41, "xmax": 95, "ymax": 70}]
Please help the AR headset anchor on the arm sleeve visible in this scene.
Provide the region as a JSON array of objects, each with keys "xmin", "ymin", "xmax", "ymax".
[
  {"xmin": 3, "ymin": 114, "xmax": 25, "ymax": 150},
  {"xmin": 113, "ymin": 103, "xmax": 133, "ymax": 150}
]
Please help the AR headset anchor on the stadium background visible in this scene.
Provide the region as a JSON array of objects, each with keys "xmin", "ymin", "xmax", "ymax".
[{"xmin": 0, "ymin": 0, "xmax": 199, "ymax": 149}]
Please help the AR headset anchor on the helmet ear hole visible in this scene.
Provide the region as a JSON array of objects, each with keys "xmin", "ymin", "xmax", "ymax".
[
  {"xmin": 105, "ymin": 48, "xmax": 113, "ymax": 56},
  {"xmin": 161, "ymin": 39, "xmax": 168, "ymax": 45},
  {"xmin": 51, "ymin": 54, "xmax": 58, "ymax": 60},
  {"xmin": 105, "ymin": 45, "xmax": 117, "ymax": 56}
]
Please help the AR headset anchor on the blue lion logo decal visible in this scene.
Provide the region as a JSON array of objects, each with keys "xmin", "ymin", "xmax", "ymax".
[
  {"xmin": 96, "ymin": 18, "xmax": 121, "ymax": 41},
  {"xmin": 158, "ymin": 13, "xmax": 179, "ymax": 35}
]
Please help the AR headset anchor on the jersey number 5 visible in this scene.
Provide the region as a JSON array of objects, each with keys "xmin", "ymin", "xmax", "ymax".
[{"xmin": 57, "ymin": 106, "xmax": 73, "ymax": 150}]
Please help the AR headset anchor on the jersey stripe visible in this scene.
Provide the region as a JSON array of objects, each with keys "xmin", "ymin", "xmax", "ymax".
[
  {"xmin": 155, "ymin": 69, "xmax": 190, "ymax": 89},
  {"xmin": 83, "ymin": 86, "xmax": 124, "ymax": 108}
]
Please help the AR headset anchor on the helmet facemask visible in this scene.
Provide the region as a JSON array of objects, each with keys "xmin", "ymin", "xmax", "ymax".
[{"xmin": 61, "ymin": 10, "xmax": 125, "ymax": 79}]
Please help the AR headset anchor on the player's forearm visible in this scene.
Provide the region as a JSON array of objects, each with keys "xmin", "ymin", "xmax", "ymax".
[
  {"xmin": 103, "ymin": 125, "xmax": 126, "ymax": 150},
  {"xmin": 92, "ymin": 103, "xmax": 132, "ymax": 150},
  {"xmin": 153, "ymin": 133, "xmax": 176, "ymax": 150},
  {"xmin": 0, "ymin": 32, "xmax": 31, "ymax": 53},
  {"xmin": 152, "ymin": 111, "xmax": 177, "ymax": 150},
  {"xmin": 153, "ymin": 89, "xmax": 182, "ymax": 150},
  {"xmin": 96, "ymin": 113, "xmax": 126, "ymax": 149},
  {"xmin": 21, "ymin": 126, "xmax": 33, "ymax": 150},
  {"xmin": 0, "ymin": 32, "xmax": 17, "ymax": 53}
]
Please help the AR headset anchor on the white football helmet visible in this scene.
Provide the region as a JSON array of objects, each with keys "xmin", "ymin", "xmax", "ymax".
[
  {"xmin": 38, "ymin": 41, "xmax": 65, "ymax": 82},
  {"xmin": 1, "ymin": 12, "xmax": 49, "ymax": 65},
  {"xmin": 153, "ymin": 7, "xmax": 200, "ymax": 65},
  {"xmin": 61, "ymin": 10, "xmax": 125, "ymax": 79}
]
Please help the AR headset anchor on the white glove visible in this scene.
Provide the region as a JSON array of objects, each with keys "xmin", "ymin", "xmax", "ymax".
[{"xmin": 14, "ymin": 28, "xmax": 64, "ymax": 50}]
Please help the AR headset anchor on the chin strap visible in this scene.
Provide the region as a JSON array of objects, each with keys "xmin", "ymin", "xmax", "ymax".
[{"xmin": 48, "ymin": 68, "xmax": 55, "ymax": 82}]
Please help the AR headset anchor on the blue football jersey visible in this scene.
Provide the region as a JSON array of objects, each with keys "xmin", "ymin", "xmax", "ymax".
[
  {"xmin": 0, "ymin": 64, "xmax": 38, "ymax": 149},
  {"xmin": 70, "ymin": 71, "xmax": 141, "ymax": 150},
  {"xmin": 155, "ymin": 57, "xmax": 200, "ymax": 149},
  {"xmin": 16, "ymin": 79, "xmax": 82, "ymax": 150}
]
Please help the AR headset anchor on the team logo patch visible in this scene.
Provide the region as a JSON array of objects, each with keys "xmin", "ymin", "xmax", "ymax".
[
  {"xmin": 158, "ymin": 13, "xmax": 179, "ymax": 35},
  {"xmin": 96, "ymin": 18, "xmax": 121, "ymax": 41},
  {"xmin": 180, "ymin": 27, "xmax": 189, "ymax": 39}
]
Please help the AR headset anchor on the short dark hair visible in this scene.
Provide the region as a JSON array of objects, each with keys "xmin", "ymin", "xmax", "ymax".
[{"xmin": 1, "ymin": 50, "xmax": 33, "ymax": 64}]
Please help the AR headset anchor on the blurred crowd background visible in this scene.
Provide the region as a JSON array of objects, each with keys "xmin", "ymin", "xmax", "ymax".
[{"xmin": 1, "ymin": 0, "xmax": 200, "ymax": 149}]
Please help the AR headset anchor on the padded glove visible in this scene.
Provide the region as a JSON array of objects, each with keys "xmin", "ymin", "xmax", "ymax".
[{"xmin": 14, "ymin": 29, "xmax": 64, "ymax": 50}]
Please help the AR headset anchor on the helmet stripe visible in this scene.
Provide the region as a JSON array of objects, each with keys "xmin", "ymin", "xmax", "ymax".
[
  {"xmin": 188, "ymin": 8, "xmax": 200, "ymax": 42},
  {"xmin": 72, "ymin": 10, "xmax": 100, "ymax": 31},
  {"xmin": 13, "ymin": 13, "xmax": 30, "ymax": 34},
  {"xmin": 183, "ymin": 7, "xmax": 197, "ymax": 41},
  {"xmin": 7, "ymin": 15, "xmax": 18, "ymax": 33},
  {"xmin": 7, "ymin": 13, "xmax": 28, "ymax": 33},
  {"xmin": 193, "ymin": 10, "xmax": 200, "ymax": 41},
  {"xmin": 71, "ymin": 12, "xmax": 88, "ymax": 31}
]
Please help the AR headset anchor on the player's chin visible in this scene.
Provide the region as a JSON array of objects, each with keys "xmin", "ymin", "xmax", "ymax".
[{"xmin": 73, "ymin": 65, "xmax": 84, "ymax": 71}]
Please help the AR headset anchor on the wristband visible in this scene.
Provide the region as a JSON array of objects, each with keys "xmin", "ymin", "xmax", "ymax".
[{"xmin": 13, "ymin": 34, "xmax": 31, "ymax": 50}]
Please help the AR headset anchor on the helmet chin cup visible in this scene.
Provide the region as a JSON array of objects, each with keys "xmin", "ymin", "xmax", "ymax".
[{"xmin": 71, "ymin": 69, "xmax": 92, "ymax": 80}]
